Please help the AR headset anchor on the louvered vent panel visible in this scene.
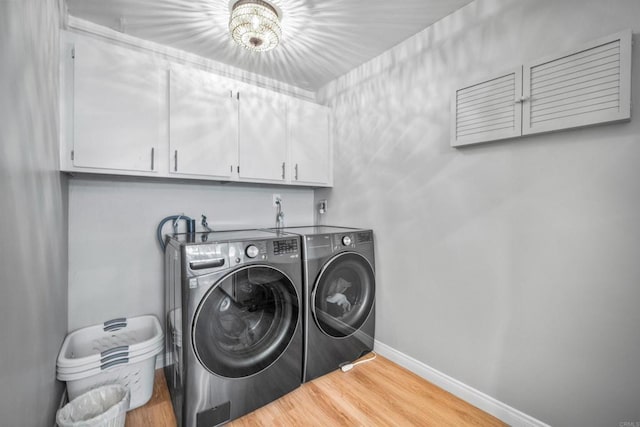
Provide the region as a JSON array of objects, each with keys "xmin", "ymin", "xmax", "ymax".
[
  {"xmin": 451, "ymin": 30, "xmax": 630, "ymax": 147},
  {"xmin": 452, "ymin": 69, "xmax": 521, "ymax": 147},
  {"xmin": 530, "ymin": 40, "xmax": 621, "ymax": 125},
  {"xmin": 524, "ymin": 30, "xmax": 631, "ymax": 134}
]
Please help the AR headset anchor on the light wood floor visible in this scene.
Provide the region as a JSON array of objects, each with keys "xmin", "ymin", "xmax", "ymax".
[{"xmin": 126, "ymin": 355, "xmax": 506, "ymax": 426}]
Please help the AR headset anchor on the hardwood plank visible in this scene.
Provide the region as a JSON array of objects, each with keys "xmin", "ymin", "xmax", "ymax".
[
  {"xmin": 126, "ymin": 356, "xmax": 506, "ymax": 427},
  {"xmin": 231, "ymin": 355, "xmax": 505, "ymax": 427}
]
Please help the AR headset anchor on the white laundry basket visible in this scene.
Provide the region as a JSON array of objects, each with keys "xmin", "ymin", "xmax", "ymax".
[
  {"xmin": 57, "ymin": 315, "xmax": 163, "ymax": 410},
  {"xmin": 57, "ymin": 315, "xmax": 164, "ymax": 369}
]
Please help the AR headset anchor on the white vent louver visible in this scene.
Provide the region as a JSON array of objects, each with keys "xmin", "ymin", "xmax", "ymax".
[
  {"xmin": 523, "ymin": 31, "xmax": 631, "ymax": 134},
  {"xmin": 452, "ymin": 69, "xmax": 522, "ymax": 146}
]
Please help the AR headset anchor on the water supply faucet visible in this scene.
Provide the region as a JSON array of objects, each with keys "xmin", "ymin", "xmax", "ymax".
[
  {"xmin": 275, "ymin": 198, "xmax": 285, "ymax": 230},
  {"xmin": 201, "ymin": 214, "xmax": 213, "ymax": 233}
]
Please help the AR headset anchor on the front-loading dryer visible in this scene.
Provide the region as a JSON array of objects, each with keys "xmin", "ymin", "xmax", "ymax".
[
  {"xmin": 164, "ymin": 230, "xmax": 303, "ymax": 427},
  {"xmin": 271, "ymin": 226, "xmax": 376, "ymax": 383}
]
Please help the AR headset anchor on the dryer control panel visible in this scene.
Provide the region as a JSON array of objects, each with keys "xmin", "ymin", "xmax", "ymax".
[
  {"xmin": 334, "ymin": 233, "xmax": 355, "ymax": 249},
  {"xmin": 332, "ymin": 230, "xmax": 372, "ymax": 250}
]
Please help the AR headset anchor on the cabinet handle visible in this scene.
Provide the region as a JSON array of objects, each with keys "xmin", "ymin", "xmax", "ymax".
[
  {"xmin": 151, "ymin": 148, "xmax": 155, "ymax": 170},
  {"xmin": 295, "ymin": 164, "xmax": 299, "ymax": 180},
  {"xmin": 281, "ymin": 162, "xmax": 285, "ymax": 180},
  {"xmin": 174, "ymin": 150, "xmax": 178, "ymax": 172}
]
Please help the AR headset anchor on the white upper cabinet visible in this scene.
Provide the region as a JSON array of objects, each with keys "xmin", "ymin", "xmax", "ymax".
[
  {"xmin": 451, "ymin": 29, "xmax": 632, "ymax": 147},
  {"xmin": 451, "ymin": 68, "xmax": 523, "ymax": 147},
  {"xmin": 288, "ymin": 99, "xmax": 331, "ymax": 186},
  {"xmin": 70, "ymin": 38, "xmax": 164, "ymax": 172},
  {"xmin": 169, "ymin": 66, "xmax": 238, "ymax": 179},
  {"xmin": 61, "ymin": 33, "xmax": 332, "ymax": 186},
  {"xmin": 238, "ymin": 87, "xmax": 287, "ymax": 182},
  {"xmin": 523, "ymin": 30, "xmax": 632, "ymax": 135}
]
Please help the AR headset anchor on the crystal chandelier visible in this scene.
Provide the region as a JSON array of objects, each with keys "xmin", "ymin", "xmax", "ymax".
[{"xmin": 229, "ymin": 0, "xmax": 282, "ymax": 52}]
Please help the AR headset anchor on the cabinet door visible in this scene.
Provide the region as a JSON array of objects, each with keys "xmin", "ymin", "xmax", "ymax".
[
  {"xmin": 72, "ymin": 39, "xmax": 163, "ymax": 172},
  {"xmin": 451, "ymin": 68, "xmax": 523, "ymax": 147},
  {"xmin": 523, "ymin": 30, "xmax": 632, "ymax": 135},
  {"xmin": 288, "ymin": 99, "xmax": 331, "ymax": 186},
  {"xmin": 169, "ymin": 67, "xmax": 238, "ymax": 178},
  {"xmin": 238, "ymin": 88, "xmax": 287, "ymax": 182}
]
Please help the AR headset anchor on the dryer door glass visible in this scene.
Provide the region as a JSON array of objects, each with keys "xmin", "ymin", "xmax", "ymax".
[
  {"xmin": 193, "ymin": 266, "xmax": 299, "ymax": 378},
  {"xmin": 312, "ymin": 252, "xmax": 375, "ymax": 338}
]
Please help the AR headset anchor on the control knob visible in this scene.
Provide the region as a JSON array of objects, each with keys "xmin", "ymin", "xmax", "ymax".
[
  {"xmin": 245, "ymin": 245, "xmax": 260, "ymax": 258},
  {"xmin": 341, "ymin": 235, "xmax": 352, "ymax": 246}
]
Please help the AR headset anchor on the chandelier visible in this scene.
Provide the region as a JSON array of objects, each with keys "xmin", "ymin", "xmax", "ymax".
[{"xmin": 229, "ymin": 0, "xmax": 282, "ymax": 52}]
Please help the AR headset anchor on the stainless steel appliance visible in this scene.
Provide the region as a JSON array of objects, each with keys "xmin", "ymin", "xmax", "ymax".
[
  {"xmin": 164, "ymin": 230, "xmax": 303, "ymax": 427},
  {"xmin": 271, "ymin": 226, "xmax": 375, "ymax": 382}
]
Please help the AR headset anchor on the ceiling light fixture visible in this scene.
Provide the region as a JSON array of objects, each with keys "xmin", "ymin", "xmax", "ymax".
[{"xmin": 229, "ymin": 0, "xmax": 282, "ymax": 52}]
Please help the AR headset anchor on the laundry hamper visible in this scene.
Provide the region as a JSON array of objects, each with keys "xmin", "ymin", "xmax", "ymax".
[{"xmin": 57, "ymin": 315, "xmax": 164, "ymax": 410}]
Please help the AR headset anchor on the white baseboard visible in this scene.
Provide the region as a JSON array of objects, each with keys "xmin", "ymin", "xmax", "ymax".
[{"xmin": 373, "ymin": 340, "xmax": 550, "ymax": 427}]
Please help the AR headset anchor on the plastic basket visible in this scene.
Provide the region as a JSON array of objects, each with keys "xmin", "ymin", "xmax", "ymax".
[
  {"xmin": 60, "ymin": 349, "xmax": 159, "ymax": 410},
  {"xmin": 56, "ymin": 384, "xmax": 129, "ymax": 427},
  {"xmin": 56, "ymin": 342, "xmax": 162, "ymax": 376},
  {"xmin": 57, "ymin": 315, "xmax": 164, "ymax": 411},
  {"xmin": 57, "ymin": 315, "xmax": 163, "ymax": 369}
]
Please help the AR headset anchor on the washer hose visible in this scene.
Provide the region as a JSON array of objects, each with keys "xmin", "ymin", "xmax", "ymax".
[{"xmin": 157, "ymin": 215, "xmax": 194, "ymax": 251}]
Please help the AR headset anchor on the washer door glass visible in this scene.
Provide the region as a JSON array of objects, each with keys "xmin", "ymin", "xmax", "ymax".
[
  {"xmin": 193, "ymin": 266, "xmax": 299, "ymax": 378},
  {"xmin": 312, "ymin": 252, "xmax": 375, "ymax": 338}
]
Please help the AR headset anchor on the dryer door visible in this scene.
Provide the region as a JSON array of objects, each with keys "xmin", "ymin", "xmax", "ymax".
[
  {"xmin": 193, "ymin": 265, "xmax": 299, "ymax": 378},
  {"xmin": 312, "ymin": 252, "xmax": 375, "ymax": 338}
]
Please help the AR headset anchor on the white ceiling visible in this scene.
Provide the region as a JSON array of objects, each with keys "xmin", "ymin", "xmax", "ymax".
[{"xmin": 65, "ymin": 0, "xmax": 474, "ymax": 91}]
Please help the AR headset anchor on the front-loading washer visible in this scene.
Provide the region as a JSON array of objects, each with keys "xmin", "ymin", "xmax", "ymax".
[
  {"xmin": 269, "ymin": 226, "xmax": 376, "ymax": 383},
  {"xmin": 164, "ymin": 230, "xmax": 303, "ymax": 427}
]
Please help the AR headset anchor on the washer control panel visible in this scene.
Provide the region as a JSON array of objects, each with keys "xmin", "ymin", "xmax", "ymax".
[
  {"xmin": 273, "ymin": 238, "xmax": 299, "ymax": 256},
  {"xmin": 245, "ymin": 245, "xmax": 260, "ymax": 258},
  {"xmin": 185, "ymin": 243, "xmax": 229, "ymax": 273},
  {"xmin": 229, "ymin": 241, "xmax": 268, "ymax": 265}
]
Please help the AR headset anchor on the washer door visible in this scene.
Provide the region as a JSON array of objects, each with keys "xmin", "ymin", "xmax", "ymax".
[
  {"xmin": 312, "ymin": 252, "xmax": 375, "ymax": 338},
  {"xmin": 193, "ymin": 265, "xmax": 299, "ymax": 378}
]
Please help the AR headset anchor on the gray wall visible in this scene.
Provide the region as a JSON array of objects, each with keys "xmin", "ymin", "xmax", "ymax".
[
  {"xmin": 67, "ymin": 178, "xmax": 314, "ymax": 331},
  {"xmin": 317, "ymin": 0, "xmax": 640, "ymax": 425},
  {"xmin": 0, "ymin": 0, "xmax": 68, "ymax": 425}
]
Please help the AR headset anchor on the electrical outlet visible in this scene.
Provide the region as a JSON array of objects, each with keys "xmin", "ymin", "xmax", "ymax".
[
  {"xmin": 272, "ymin": 194, "xmax": 282, "ymax": 207},
  {"xmin": 319, "ymin": 200, "xmax": 328, "ymax": 214}
]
